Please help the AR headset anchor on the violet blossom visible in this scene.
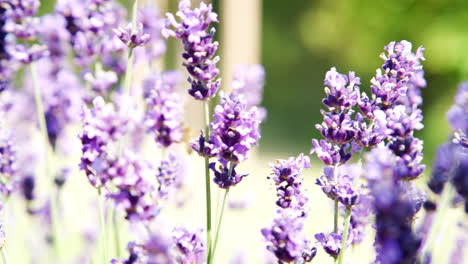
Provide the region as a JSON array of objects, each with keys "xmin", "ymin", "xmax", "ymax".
[
  {"xmin": 208, "ymin": 92, "xmax": 261, "ymax": 163},
  {"xmin": 268, "ymin": 153, "xmax": 310, "ymax": 211},
  {"xmin": 163, "ymin": 0, "xmax": 220, "ymax": 100},
  {"xmin": 172, "ymin": 227, "xmax": 206, "ymax": 264}
]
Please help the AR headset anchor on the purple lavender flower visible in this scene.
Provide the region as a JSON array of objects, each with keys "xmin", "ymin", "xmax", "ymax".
[
  {"xmin": 268, "ymin": 153, "xmax": 310, "ymax": 211},
  {"xmin": 231, "ymin": 64, "xmax": 267, "ymax": 120},
  {"xmin": 322, "ymin": 67, "xmax": 360, "ymax": 111},
  {"xmin": 112, "ymin": 230, "xmax": 173, "ymax": 264},
  {"xmin": 310, "ymin": 139, "xmax": 356, "ymax": 166},
  {"xmin": 163, "ymin": 0, "xmax": 220, "ymax": 100},
  {"xmin": 79, "ymin": 97, "xmax": 130, "ymax": 188},
  {"xmin": 209, "ymin": 159, "xmax": 248, "ymax": 189},
  {"xmin": 144, "ymin": 80, "xmax": 184, "ymax": 148},
  {"xmin": 361, "ymin": 40, "xmax": 425, "ymax": 113},
  {"xmin": 312, "ymin": 67, "xmax": 361, "ymax": 165},
  {"xmin": 7, "ymin": 44, "xmax": 48, "ymax": 64},
  {"xmin": 0, "ymin": 125, "xmax": 16, "ymax": 196},
  {"xmin": 172, "ymin": 227, "xmax": 206, "ymax": 264},
  {"xmin": 232, "ymin": 64, "xmax": 266, "ymax": 107},
  {"xmin": 262, "ymin": 210, "xmax": 316, "ymax": 263},
  {"xmin": 349, "ymin": 193, "xmax": 373, "ymax": 245},
  {"xmin": 105, "ymin": 153, "xmax": 159, "ymax": 222},
  {"xmin": 83, "ymin": 68, "xmax": 118, "ymax": 95},
  {"xmin": 447, "ymin": 82, "xmax": 467, "ymax": 142},
  {"xmin": 156, "ymin": 153, "xmax": 181, "ymax": 200},
  {"xmin": 135, "ymin": 3, "xmax": 166, "ymax": 62},
  {"xmin": 37, "ymin": 14, "xmax": 70, "ymax": 62},
  {"xmin": 316, "ymin": 111, "xmax": 356, "ymax": 145},
  {"xmin": 428, "ymin": 143, "xmax": 458, "ymax": 194},
  {"xmin": 316, "ymin": 165, "xmax": 360, "ymax": 208},
  {"xmin": 315, "ymin": 232, "xmax": 343, "ymax": 258},
  {"xmin": 388, "ymin": 137, "xmax": 425, "ymax": 180},
  {"xmin": 209, "ymin": 93, "xmax": 261, "ymax": 163},
  {"xmin": 365, "ymin": 147, "xmax": 422, "ymax": 264},
  {"xmin": 114, "ymin": 22, "xmax": 150, "ymax": 48},
  {"xmin": 354, "ymin": 110, "xmax": 389, "ymax": 147}
]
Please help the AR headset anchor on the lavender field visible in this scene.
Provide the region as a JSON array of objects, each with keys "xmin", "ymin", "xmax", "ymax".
[{"xmin": 0, "ymin": 0, "xmax": 467, "ymax": 264}]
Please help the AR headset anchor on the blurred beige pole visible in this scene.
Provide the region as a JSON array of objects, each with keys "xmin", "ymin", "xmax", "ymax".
[{"xmin": 220, "ymin": 0, "xmax": 262, "ymax": 91}]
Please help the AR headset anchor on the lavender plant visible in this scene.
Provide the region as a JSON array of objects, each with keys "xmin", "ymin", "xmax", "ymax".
[{"xmin": 0, "ymin": 1, "xmax": 466, "ymax": 264}]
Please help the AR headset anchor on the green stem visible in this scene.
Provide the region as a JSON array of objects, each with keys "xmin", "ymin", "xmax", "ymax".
[
  {"xmin": 211, "ymin": 187, "xmax": 230, "ymax": 264},
  {"xmin": 97, "ymin": 189, "xmax": 108, "ymax": 263},
  {"xmin": 421, "ymin": 184, "xmax": 454, "ymax": 262},
  {"xmin": 337, "ymin": 208, "xmax": 352, "ymax": 264},
  {"xmin": 112, "ymin": 208, "xmax": 121, "ymax": 258},
  {"xmin": 204, "ymin": 101, "xmax": 213, "ymax": 264},
  {"xmin": 333, "ymin": 165, "xmax": 339, "ymax": 233},
  {"xmin": 1, "ymin": 247, "xmax": 7, "ymax": 264},
  {"xmin": 123, "ymin": 0, "xmax": 138, "ymax": 95},
  {"xmin": 31, "ymin": 62, "xmax": 59, "ymax": 256}
]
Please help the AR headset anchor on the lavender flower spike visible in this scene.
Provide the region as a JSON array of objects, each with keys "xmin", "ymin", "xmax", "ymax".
[
  {"xmin": 262, "ymin": 210, "xmax": 316, "ymax": 263},
  {"xmin": 114, "ymin": 22, "xmax": 150, "ymax": 48},
  {"xmin": 173, "ymin": 227, "xmax": 206, "ymax": 264},
  {"xmin": 209, "ymin": 93, "xmax": 261, "ymax": 163},
  {"xmin": 268, "ymin": 153, "xmax": 310, "ymax": 211},
  {"xmin": 163, "ymin": 0, "xmax": 220, "ymax": 100}
]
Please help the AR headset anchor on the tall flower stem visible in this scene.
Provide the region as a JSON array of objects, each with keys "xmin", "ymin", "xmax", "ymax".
[
  {"xmin": 123, "ymin": 0, "xmax": 138, "ymax": 95},
  {"xmin": 97, "ymin": 189, "xmax": 108, "ymax": 263},
  {"xmin": 421, "ymin": 184, "xmax": 454, "ymax": 262},
  {"xmin": 211, "ymin": 187, "xmax": 230, "ymax": 264},
  {"xmin": 204, "ymin": 100, "xmax": 213, "ymax": 264},
  {"xmin": 30, "ymin": 62, "xmax": 59, "ymax": 256},
  {"xmin": 211, "ymin": 163, "xmax": 233, "ymax": 263},
  {"xmin": 1, "ymin": 247, "xmax": 7, "ymax": 264},
  {"xmin": 112, "ymin": 208, "xmax": 121, "ymax": 258},
  {"xmin": 337, "ymin": 208, "xmax": 352, "ymax": 264},
  {"xmin": 333, "ymin": 165, "xmax": 339, "ymax": 233}
]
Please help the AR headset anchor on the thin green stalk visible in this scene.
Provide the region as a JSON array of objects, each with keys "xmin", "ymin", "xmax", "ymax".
[
  {"xmin": 421, "ymin": 184, "xmax": 454, "ymax": 262},
  {"xmin": 112, "ymin": 208, "xmax": 121, "ymax": 258},
  {"xmin": 31, "ymin": 62, "xmax": 59, "ymax": 255},
  {"xmin": 337, "ymin": 208, "xmax": 352, "ymax": 264},
  {"xmin": 123, "ymin": 0, "xmax": 138, "ymax": 95},
  {"xmin": 211, "ymin": 186, "xmax": 230, "ymax": 264},
  {"xmin": 1, "ymin": 247, "xmax": 7, "ymax": 264},
  {"xmin": 97, "ymin": 189, "xmax": 108, "ymax": 263},
  {"xmin": 333, "ymin": 165, "xmax": 339, "ymax": 233},
  {"xmin": 204, "ymin": 100, "xmax": 213, "ymax": 264}
]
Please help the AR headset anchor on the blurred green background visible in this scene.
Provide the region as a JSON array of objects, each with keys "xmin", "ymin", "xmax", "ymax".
[{"xmin": 39, "ymin": 0, "xmax": 468, "ymax": 167}]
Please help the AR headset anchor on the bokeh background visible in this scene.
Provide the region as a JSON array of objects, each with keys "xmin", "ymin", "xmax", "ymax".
[
  {"xmin": 7, "ymin": 0, "xmax": 463, "ymax": 263},
  {"xmin": 38, "ymin": 0, "xmax": 468, "ymax": 165}
]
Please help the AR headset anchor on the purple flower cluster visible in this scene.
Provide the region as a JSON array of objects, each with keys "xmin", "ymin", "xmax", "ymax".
[
  {"xmin": 359, "ymin": 41, "xmax": 425, "ymax": 113},
  {"xmin": 112, "ymin": 231, "xmax": 173, "ymax": 264},
  {"xmin": 365, "ymin": 147, "xmax": 422, "ymax": 264},
  {"xmin": 209, "ymin": 160, "xmax": 248, "ymax": 189},
  {"xmin": 144, "ymin": 76, "xmax": 184, "ymax": 148},
  {"xmin": 316, "ymin": 165, "xmax": 360, "ymax": 208},
  {"xmin": 156, "ymin": 153, "xmax": 182, "ymax": 200},
  {"xmin": 209, "ymin": 93, "xmax": 261, "ymax": 163},
  {"xmin": 262, "ymin": 154, "xmax": 316, "ymax": 263},
  {"xmin": 268, "ymin": 154, "xmax": 310, "ymax": 211},
  {"xmin": 0, "ymin": 125, "xmax": 16, "ymax": 196},
  {"xmin": 163, "ymin": 0, "xmax": 220, "ymax": 100},
  {"xmin": 311, "ymin": 67, "xmax": 361, "ymax": 165},
  {"xmin": 78, "ymin": 97, "xmax": 130, "ymax": 188},
  {"xmin": 261, "ymin": 210, "xmax": 316, "ymax": 263},
  {"xmin": 114, "ymin": 22, "xmax": 150, "ymax": 48},
  {"xmin": 0, "ymin": 0, "xmax": 48, "ymax": 90},
  {"xmin": 56, "ymin": 0, "xmax": 126, "ymax": 70},
  {"xmin": 231, "ymin": 64, "xmax": 267, "ymax": 120},
  {"xmin": 312, "ymin": 41, "xmax": 426, "ymax": 183},
  {"xmin": 135, "ymin": 3, "xmax": 166, "ymax": 62},
  {"xmin": 105, "ymin": 152, "xmax": 159, "ymax": 223},
  {"xmin": 172, "ymin": 227, "xmax": 206, "ymax": 264}
]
